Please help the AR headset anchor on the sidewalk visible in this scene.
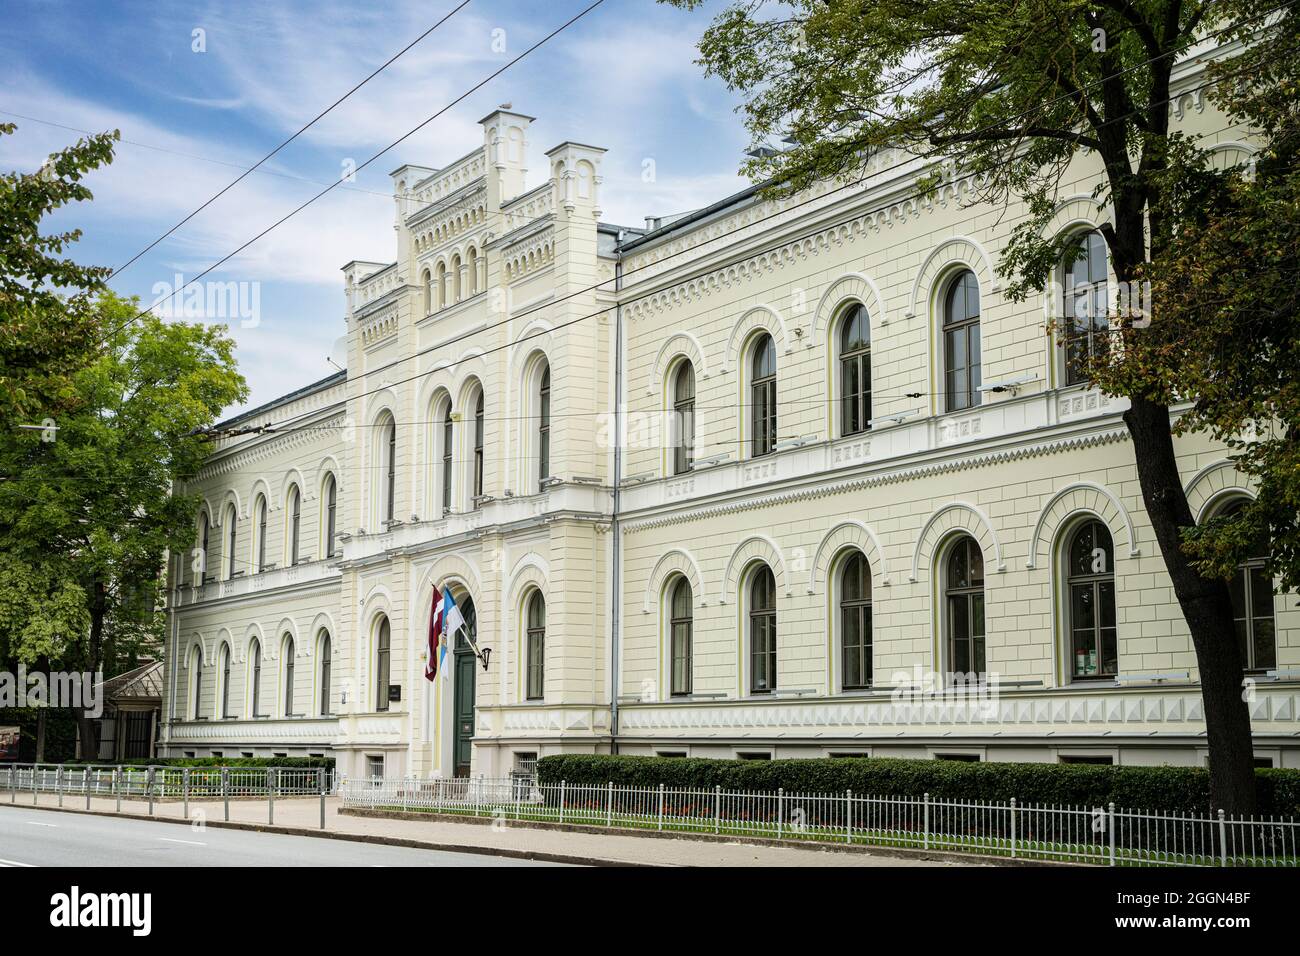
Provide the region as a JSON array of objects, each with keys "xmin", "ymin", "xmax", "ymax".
[{"xmin": 0, "ymin": 789, "xmax": 977, "ymax": 867}]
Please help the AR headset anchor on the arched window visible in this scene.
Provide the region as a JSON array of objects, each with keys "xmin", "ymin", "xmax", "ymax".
[
  {"xmin": 839, "ymin": 304, "xmax": 871, "ymax": 435},
  {"xmin": 422, "ymin": 268, "xmax": 433, "ymax": 314},
  {"xmin": 466, "ymin": 247, "xmax": 478, "ymax": 297},
  {"xmin": 318, "ymin": 631, "xmax": 332, "ymax": 716},
  {"xmin": 190, "ymin": 646, "xmax": 204, "ymax": 720},
  {"xmin": 840, "ymin": 552, "xmax": 873, "ymax": 689},
  {"xmin": 224, "ymin": 504, "xmax": 239, "ymax": 578},
  {"xmin": 749, "ymin": 565, "xmax": 777, "ymax": 693},
  {"xmin": 441, "ymin": 403, "xmax": 454, "ymax": 513},
  {"xmin": 287, "ymin": 485, "xmax": 301, "ymax": 566},
  {"xmin": 196, "ymin": 512, "xmax": 209, "ymax": 586},
  {"xmin": 538, "ymin": 364, "xmax": 552, "ymax": 489},
  {"xmin": 375, "ymin": 616, "xmax": 391, "ymax": 712},
  {"xmin": 672, "ymin": 361, "xmax": 695, "ymax": 475},
  {"xmin": 435, "ymin": 261, "xmax": 447, "ymax": 310},
  {"xmin": 945, "ymin": 536, "xmax": 986, "ymax": 677},
  {"xmin": 750, "ymin": 334, "xmax": 777, "ymax": 457},
  {"xmin": 378, "ymin": 413, "xmax": 396, "ymax": 525},
  {"xmin": 250, "ymin": 639, "xmax": 264, "ymax": 718},
  {"xmin": 451, "ymin": 253, "xmax": 462, "ymax": 302},
  {"xmin": 1219, "ymin": 501, "xmax": 1276, "ymax": 670},
  {"xmin": 525, "ymin": 591, "xmax": 546, "ymax": 700},
  {"xmin": 669, "ymin": 577, "xmax": 693, "ymax": 696},
  {"xmin": 1062, "ymin": 230, "xmax": 1109, "ymax": 386},
  {"xmin": 282, "ymin": 635, "xmax": 296, "ymax": 716},
  {"xmin": 943, "ymin": 270, "xmax": 982, "ymax": 412},
  {"xmin": 473, "ymin": 389, "xmax": 485, "ymax": 503},
  {"xmin": 1066, "ymin": 518, "xmax": 1117, "ymax": 679},
  {"xmin": 254, "ymin": 495, "xmax": 268, "ymax": 572},
  {"xmin": 322, "ymin": 474, "xmax": 338, "ymax": 558},
  {"xmin": 219, "ymin": 643, "xmax": 231, "ymax": 719}
]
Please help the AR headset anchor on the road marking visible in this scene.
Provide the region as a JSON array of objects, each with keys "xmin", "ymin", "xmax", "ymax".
[
  {"xmin": 158, "ymin": 837, "xmax": 207, "ymax": 846},
  {"xmin": 25, "ymin": 821, "xmax": 56, "ymax": 827},
  {"xmin": 0, "ymin": 858, "xmax": 36, "ymax": 867}
]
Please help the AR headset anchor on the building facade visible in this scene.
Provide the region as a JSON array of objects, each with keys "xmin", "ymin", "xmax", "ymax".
[{"xmin": 161, "ymin": 55, "xmax": 1300, "ymax": 778}]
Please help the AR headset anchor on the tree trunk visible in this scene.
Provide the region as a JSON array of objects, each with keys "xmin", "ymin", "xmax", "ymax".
[
  {"xmin": 34, "ymin": 707, "xmax": 46, "ymax": 764},
  {"xmin": 1124, "ymin": 395, "xmax": 1256, "ymax": 813}
]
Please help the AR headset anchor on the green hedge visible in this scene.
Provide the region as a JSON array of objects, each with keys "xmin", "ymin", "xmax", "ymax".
[
  {"xmin": 63, "ymin": 756, "xmax": 334, "ymax": 770},
  {"xmin": 537, "ymin": 754, "xmax": 1300, "ymax": 815}
]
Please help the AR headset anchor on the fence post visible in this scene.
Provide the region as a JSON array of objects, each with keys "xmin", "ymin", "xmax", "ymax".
[
  {"xmin": 1009, "ymin": 797, "xmax": 1017, "ymax": 858},
  {"xmin": 114, "ymin": 767, "xmax": 122, "ymax": 813},
  {"xmin": 318, "ymin": 768, "xmax": 326, "ymax": 830},
  {"xmin": 182, "ymin": 768, "xmax": 190, "ymax": 820},
  {"xmin": 221, "ymin": 767, "xmax": 229, "ymax": 822},
  {"xmin": 923, "ymin": 793, "xmax": 930, "ymax": 850},
  {"xmin": 606, "ymin": 781, "xmax": 614, "ymax": 828},
  {"xmin": 268, "ymin": 768, "xmax": 276, "ymax": 825},
  {"xmin": 714, "ymin": 785, "xmax": 721, "ymax": 835},
  {"xmin": 559, "ymin": 780, "xmax": 566, "ymax": 825},
  {"xmin": 56, "ymin": 765, "xmax": 63, "ymax": 808},
  {"xmin": 32, "ymin": 764, "xmax": 38, "ymax": 805},
  {"xmin": 1218, "ymin": 809, "xmax": 1228, "ymax": 867},
  {"xmin": 777, "ymin": 787, "xmax": 785, "ymax": 839},
  {"xmin": 8, "ymin": 765, "xmax": 14, "ymax": 804},
  {"xmin": 147, "ymin": 766, "xmax": 156, "ymax": 816},
  {"xmin": 84, "ymin": 766, "xmax": 91, "ymax": 810},
  {"xmin": 846, "ymin": 790, "xmax": 853, "ymax": 844},
  {"xmin": 1109, "ymin": 802, "xmax": 1117, "ymax": 867},
  {"xmin": 658, "ymin": 783, "xmax": 665, "ymax": 832}
]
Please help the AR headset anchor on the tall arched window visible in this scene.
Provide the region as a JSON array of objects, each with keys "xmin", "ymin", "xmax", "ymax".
[
  {"xmin": 282, "ymin": 635, "xmax": 296, "ymax": 716},
  {"xmin": 525, "ymin": 591, "xmax": 546, "ymax": 700},
  {"xmin": 323, "ymin": 474, "xmax": 338, "ymax": 558},
  {"xmin": 190, "ymin": 646, "xmax": 204, "ymax": 720},
  {"xmin": 1062, "ymin": 230, "xmax": 1109, "ymax": 386},
  {"xmin": 672, "ymin": 361, "xmax": 695, "ymax": 475},
  {"xmin": 287, "ymin": 485, "xmax": 301, "ymax": 566},
  {"xmin": 840, "ymin": 552, "xmax": 873, "ymax": 689},
  {"xmin": 466, "ymin": 247, "xmax": 478, "ymax": 296},
  {"xmin": 422, "ymin": 268, "xmax": 433, "ymax": 314},
  {"xmin": 254, "ymin": 495, "xmax": 268, "ymax": 572},
  {"xmin": 839, "ymin": 304, "xmax": 871, "ymax": 436},
  {"xmin": 441, "ymin": 403, "xmax": 454, "ymax": 513},
  {"xmin": 749, "ymin": 565, "xmax": 777, "ymax": 693},
  {"xmin": 750, "ymin": 334, "xmax": 777, "ymax": 457},
  {"xmin": 379, "ymin": 413, "xmax": 396, "ymax": 524},
  {"xmin": 945, "ymin": 536, "xmax": 986, "ymax": 677},
  {"xmin": 669, "ymin": 577, "xmax": 693, "ymax": 696},
  {"xmin": 196, "ymin": 513, "xmax": 209, "ymax": 586},
  {"xmin": 943, "ymin": 270, "xmax": 982, "ymax": 412},
  {"xmin": 1219, "ymin": 501, "xmax": 1276, "ymax": 670},
  {"xmin": 451, "ymin": 253, "xmax": 462, "ymax": 302},
  {"xmin": 473, "ymin": 389, "xmax": 485, "ymax": 503},
  {"xmin": 250, "ymin": 639, "xmax": 264, "ymax": 718},
  {"xmin": 435, "ymin": 261, "xmax": 447, "ymax": 310},
  {"xmin": 375, "ymin": 616, "xmax": 391, "ymax": 712},
  {"xmin": 538, "ymin": 365, "xmax": 552, "ymax": 489},
  {"xmin": 1066, "ymin": 518, "xmax": 1117, "ymax": 679},
  {"xmin": 219, "ymin": 643, "xmax": 231, "ymax": 718},
  {"xmin": 224, "ymin": 504, "xmax": 239, "ymax": 578},
  {"xmin": 318, "ymin": 631, "xmax": 332, "ymax": 716}
]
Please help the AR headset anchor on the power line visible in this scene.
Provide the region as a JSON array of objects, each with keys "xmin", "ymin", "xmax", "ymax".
[{"xmin": 106, "ymin": 0, "xmax": 475, "ymax": 281}]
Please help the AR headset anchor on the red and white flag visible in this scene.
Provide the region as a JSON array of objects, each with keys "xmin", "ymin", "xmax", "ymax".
[{"xmin": 426, "ymin": 587, "xmax": 445, "ymax": 681}]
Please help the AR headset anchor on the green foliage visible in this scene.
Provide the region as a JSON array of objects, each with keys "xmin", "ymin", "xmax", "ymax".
[
  {"xmin": 538, "ymin": 754, "xmax": 1300, "ymax": 814},
  {"xmin": 62, "ymin": 756, "xmax": 334, "ymax": 770},
  {"xmin": 0, "ymin": 707, "xmax": 78, "ymax": 763}
]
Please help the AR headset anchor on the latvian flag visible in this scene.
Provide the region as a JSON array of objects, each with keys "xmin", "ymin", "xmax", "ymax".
[{"xmin": 426, "ymin": 587, "xmax": 445, "ymax": 681}]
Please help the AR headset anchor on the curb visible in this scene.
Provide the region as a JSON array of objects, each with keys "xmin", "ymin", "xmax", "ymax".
[
  {"xmin": 0, "ymin": 802, "xmax": 656, "ymax": 868},
  {"xmin": 340, "ymin": 806, "xmax": 1062, "ymax": 867}
]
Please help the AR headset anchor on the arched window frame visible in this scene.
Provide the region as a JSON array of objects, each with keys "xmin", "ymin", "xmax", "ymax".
[
  {"xmin": 374, "ymin": 411, "xmax": 397, "ymax": 526},
  {"xmin": 321, "ymin": 474, "xmax": 338, "ymax": 558},
  {"xmin": 318, "ymin": 630, "xmax": 333, "ymax": 716},
  {"xmin": 253, "ymin": 494, "xmax": 269, "ymax": 573},
  {"xmin": 942, "ymin": 270, "xmax": 982, "ymax": 413},
  {"xmin": 943, "ymin": 535, "xmax": 986, "ymax": 680},
  {"xmin": 374, "ymin": 616, "xmax": 391, "ymax": 712},
  {"xmin": 838, "ymin": 304, "xmax": 872, "ymax": 437},
  {"xmin": 671, "ymin": 360, "xmax": 695, "ymax": 475},
  {"xmin": 286, "ymin": 484, "xmax": 301, "ymax": 567},
  {"xmin": 196, "ymin": 512, "xmax": 210, "ymax": 586},
  {"xmin": 525, "ymin": 591, "xmax": 546, "ymax": 701},
  {"xmin": 472, "ymin": 387, "xmax": 485, "ymax": 504},
  {"xmin": 749, "ymin": 334, "xmax": 777, "ymax": 458},
  {"xmin": 538, "ymin": 364, "xmax": 552, "ymax": 490},
  {"xmin": 838, "ymin": 550, "xmax": 873, "ymax": 690},
  {"xmin": 440, "ymin": 400, "xmax": 455, "ymax": 514},
  {"xmin": 1062, "ymin": 516, "xmax": 1118, "ymax": 680},
  {"xmin": 190, "ymin": 645, "xmax": 204, "ymax": 720},
  {"xmin": 249, "ymin": 639, "xmax": 264, "ymax": 719},
  {"xmin": 219, "ymin": 642, "xmax": 231, "ymax": 719},
  {"xmin": 1060, "ymin": 229, "xmax": 1110, "ymax": 387},
  {"xmin": 668, "ymin": 576, "xmax": 693, "ymax": 696},
  {"xmin": 282, "ymin": 634, "xmax": 297, "ymax": 717},
  {"xmin": 224, "ymin": 504, "xmax": 239, "ymax": 579},
  {"xmin": 747, "ymin": 564, "xmax": 777, "ymax": 694}
]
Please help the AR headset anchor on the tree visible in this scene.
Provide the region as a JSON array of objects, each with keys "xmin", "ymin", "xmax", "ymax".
[
  {"xmin": 0, "ymin": 291, "xmax": 246, "ymax": 755},
  {"xmin": 664, "ymin": 0, "xmax": 1296, "ymax": 810}
]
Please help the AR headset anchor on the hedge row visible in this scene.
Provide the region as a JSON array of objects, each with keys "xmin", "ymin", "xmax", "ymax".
[
  {"xmin": 536, "ymin": 754, "xmax": 1300, "ymax": 815},
  {"xmin": 62, "ymin": 756, "xmax": 334, "ymax": 770}
]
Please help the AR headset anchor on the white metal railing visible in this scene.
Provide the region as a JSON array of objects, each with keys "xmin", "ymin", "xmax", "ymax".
[
  {"xmin": 1, "ymin": 763, "xmax": 335, "ymax": 800},
  {"xmin": 339, "ymin": 776, "xmax": 1299, "ymax": 867}
]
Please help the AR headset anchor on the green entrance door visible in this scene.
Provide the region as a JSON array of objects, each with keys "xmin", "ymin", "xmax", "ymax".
[{"xmin": 452, "ymin": 598, "xmax": 477, "ymax": 777}]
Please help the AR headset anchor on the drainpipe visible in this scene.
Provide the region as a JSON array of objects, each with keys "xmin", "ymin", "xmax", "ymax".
[{"xmin": 610, "ymin": 238, "xmax": 625, "ymax": 754}]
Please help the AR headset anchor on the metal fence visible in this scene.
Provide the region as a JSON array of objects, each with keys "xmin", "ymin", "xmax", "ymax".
[{"xmin": 340, "ymin": 775, "xmax": 1299, "ymax": 867}]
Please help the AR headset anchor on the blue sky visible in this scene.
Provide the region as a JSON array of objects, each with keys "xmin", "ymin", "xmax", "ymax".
[{"xmin": 1, "ymin": 0, "xmax": 749, "ymax": 413}]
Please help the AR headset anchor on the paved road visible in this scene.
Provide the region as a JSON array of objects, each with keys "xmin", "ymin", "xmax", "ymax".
[{"xmin": 0, "ymin": 807, "xmax": 571, "ymax": 867}]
